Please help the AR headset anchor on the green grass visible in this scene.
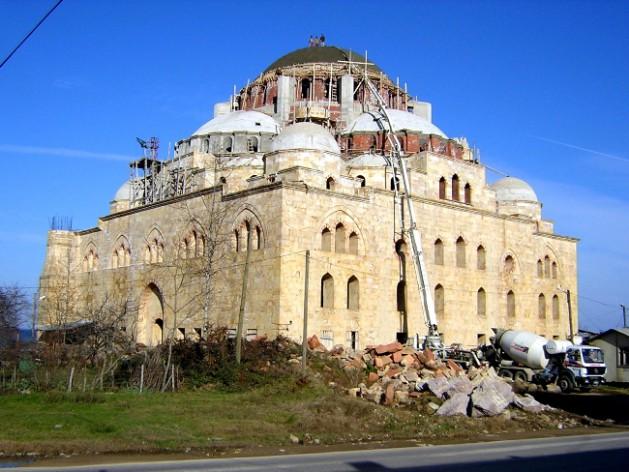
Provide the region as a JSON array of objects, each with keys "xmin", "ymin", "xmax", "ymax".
[{"xmin": 0, "ymin": 377, "xmax": 600, "ymax": 458}]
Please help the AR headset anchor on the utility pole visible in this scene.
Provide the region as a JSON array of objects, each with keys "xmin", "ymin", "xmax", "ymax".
[
  {"xmin": 566, "ymin": 289, "xmax": 574, "ymax": 341},
  {"xmin": 302, "ymin": 250, "xmax": 310, "ymax": 372},
  {"xmin": 622, "ymin": 304, "xmax": 627, "ymax": 328},
  {"xmin": 235, "ymin": 229, "xmax": 252, "ymax": 364}
]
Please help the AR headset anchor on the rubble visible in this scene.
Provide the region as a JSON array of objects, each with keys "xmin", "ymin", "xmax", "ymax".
[{"xmin": 320, "ymin": 339, "xmax": 555, "ymax": 419}]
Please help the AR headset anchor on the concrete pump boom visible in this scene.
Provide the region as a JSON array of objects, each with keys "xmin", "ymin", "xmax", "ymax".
[{"xmin": 361, "ymin": 77, "xmax": 441, "ymax": 347}]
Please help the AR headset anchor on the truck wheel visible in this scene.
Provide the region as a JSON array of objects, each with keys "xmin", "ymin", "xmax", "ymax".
[
  {"xmin": 498, "ymin": 369, "xmax": 513, "ymax": 380},
  {"xmin": 514, "ymin": 371, "xmax": 528, "ymax": 382},
  {"xmin": 558, "ymin": 375, "xmax": 573, "ymax": 393}
]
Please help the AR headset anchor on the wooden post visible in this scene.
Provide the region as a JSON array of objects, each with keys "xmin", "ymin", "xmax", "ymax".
[
  {"xmin": 302, "ymin": 250, "xmax": 310, "ymax": 372},
  {"xmin": 566, "ymin": 289, "xmax": 574, "ymax": 341},
  {"xmin": 140, "ymin": 363, "xmax": 145, "ymax": 393},
  {"xmin": 171, "ymin": 365, "xmax": 175, "ymax": 392},
  {"xmin": 67, "ymin": 366, "xmax": 75, "ymax": 393},
  {"xmin": 235, "ymin": 229, "xmax": 252, "ymax": 364}
]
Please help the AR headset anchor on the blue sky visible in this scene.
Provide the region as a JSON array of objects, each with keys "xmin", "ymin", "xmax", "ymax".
[{"xmin": 0, "ymin": 0, "xmax": 627, "ymax": 331}]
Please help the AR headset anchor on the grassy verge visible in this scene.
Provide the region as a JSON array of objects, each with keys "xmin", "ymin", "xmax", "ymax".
[{"xmin": 0, "ymin": 378, "xmax": 606, "ymax": 459}]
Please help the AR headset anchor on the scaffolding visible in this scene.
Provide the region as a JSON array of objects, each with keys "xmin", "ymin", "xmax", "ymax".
[{"xmin": 130, "ymin": 137, "xmax": 190, "ymax": 207}]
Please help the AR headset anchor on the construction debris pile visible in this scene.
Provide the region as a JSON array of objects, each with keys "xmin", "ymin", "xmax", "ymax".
[{"xmin": 308, "ymin": 336, "xmax": 549, "ymax": 417}]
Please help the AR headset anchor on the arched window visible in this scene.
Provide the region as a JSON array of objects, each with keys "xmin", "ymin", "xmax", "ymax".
[
  {"xmin": 196, "ymin": 233, "xmax": 205, "ymax": 257},
  {"xmin": 321, "ymin": 273, "xmax": 334, "ymax": 308},
  {"xmin": 244, "ymin": 221, "xmax": 252, "ymax": 251},
  {"xmin": 335, "ymin": 223, "xmax": 346, "ymax": 253},
  {"xmin": 247, "ymin": 136, "xmax": 259, "ymax": 153},
  {"xmin": 223, "ymin": 136, "xmax": 233, "ymax": 153},
  {"xmin": 507, "ymin": 290, "xmax": 516, "ymax": 318},
  {"xmin": 348, "ymin": 232, "xmax": 359, "ymax": 255},
  {"xmin": 477, "ymin": 245, "xmax": 486, "ymax": 270},
  {"xmin": 144, "ymin": 245, "xmax": 151, "ymax": 264},
  {"xmin": 255, "ymin": 226, "xmax": 262, "ymax": 250},
  {"xmin": 551, "ymin": 261, "xmax": 558, "ymax": 279},
  {"xmin": 112, "ymin": 239, "xmax": 130, "ymax": 268},
  {"xmin": 112, "ymin": 250, "xmax": 119, "ymax": 269},
  {"xmin": 537, "ymin": 259, "xmax": 544, "ymax": 278},
  {"xmin": 368, "ymin": 134, "xmax": 377, "ymax": 151},
  {"xmin": 203, "ymin": 138, "xmax": 210, "ymax": 153},
  {"xmin": 396, "ymin": 280, "xmax": 406, "ymax": 312},
  {"xmin": 552, "ymin": 294, "xmax": 560, "ymax": 320},
  {"xmin": 456, "ymin": 237, "xmax": 466, "ymax": 268},
  {"xmin": 347, "ymin": 276, "xmax": 359, "ymax": 310},
  {"xmin": 477, "ymin": 288, "xmax": 486, "ymax": 317},
  {"xmin": 434, "ymin": 239, "xmax": 444, "ymax": 265},
  {"xmin": 504, "ymin": 255, "xmax": 515, "ymax": 273},
  {"xmin": 326, "ymin": 177, "xmax": 335, "ymax": 191},
  {"xmin": 321, "ymin": 228, "xmax": 332, "ymax": 251},
  {"xmin": 301, "ymin": 78, "xmax": 311, "ymax": 99},
  {"xmin": 544, "ymin": 255, "xmax": 551, "ymax": 278},
  {"xmin": 357, "ymin": 175, "xmax": 366, "ymax": 187},
  {"xmin": 435, "ymin": 284, "xmax": 445, "ymax": 319},
  {"xmin": 538, "ymin": 293, "xmax": 546, "ymax": 319},
  {"xmin": 464, "ymin": 183, "xmax": 472, "ymax": 204},
  {"xmin": 451, "ymin": 175, "xmax": 460, "ymax": 201},
  {"xmin": 439, "ymin": 177, "xmax": 446, "ymax": 199},
  {"xmin": 390, "ymin": 176, "xmax": 400, "ymax": 191},
  {"xmin": 234, "ymin": 229, "xmax": 240, "ymax": 252}
]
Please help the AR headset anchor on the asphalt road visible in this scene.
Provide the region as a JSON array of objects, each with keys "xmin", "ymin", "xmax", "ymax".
[{"xmin": 7, "ymin": 432, "xmax": 629, "ymax": 472}]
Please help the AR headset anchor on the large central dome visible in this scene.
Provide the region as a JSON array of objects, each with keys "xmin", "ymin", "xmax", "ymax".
[{"xmin": 264, "ymin": 46, "xmax": 382, "ymax": 73}]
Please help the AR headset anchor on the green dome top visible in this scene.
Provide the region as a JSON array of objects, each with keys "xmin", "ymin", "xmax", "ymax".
[{"xmin": 264, "ymin": 46, "xmax": 382, "ymax": 73}]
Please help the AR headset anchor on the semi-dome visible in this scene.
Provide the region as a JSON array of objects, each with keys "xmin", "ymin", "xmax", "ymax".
[
  {"xmin": 113, "ymin": 180, "xmax": 132, "ymax": 201},
  {"xmin": 491, "ymin": 177, "xmax": 538, "ymax": 202},
  {"xmin": 270, "ymin": 122, "xmax": 340, "ymax": 154},
  {"xmin": 264, "ymin": 46, "xmax": 381, "ymax": 73},
  {"xmin": 192, "ymin": 110, "xmax": 280, "ymax": 137},
  {"xmin": 342, "ymin": 109, "xmax": 447, "ymax": 138}
]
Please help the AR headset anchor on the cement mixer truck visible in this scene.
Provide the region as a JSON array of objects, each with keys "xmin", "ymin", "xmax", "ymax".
[{"xmin": 479, "ymin": 329, "xmax": 606, "ymax": 393}]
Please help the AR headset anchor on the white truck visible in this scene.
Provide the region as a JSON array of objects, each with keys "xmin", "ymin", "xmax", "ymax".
[{"xmin": 480, "ymin": 329, "xmax": 606, "ymax": 393}]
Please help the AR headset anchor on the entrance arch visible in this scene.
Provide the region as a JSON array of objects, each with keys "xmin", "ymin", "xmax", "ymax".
[{"xmin": 138, "ymin": 283, "xmax": 164, "ymax": 346}]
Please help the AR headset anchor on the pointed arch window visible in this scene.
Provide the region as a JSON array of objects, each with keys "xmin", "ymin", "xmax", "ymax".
[
  {"xmin": 456, "ymin": 237, "xmax": 466, "ymax": 268},
  {"xmin": 348, "ymin": 232, "xmax": 359, "ymax": 255},
  {"xmin": 439, "ymin": 177, "xmax": 446, "ymax": 199},
  {"xmin": 326, "ymin": 177, "xmax": 335, "ymax": 191},
  {"xmin": 396, "ymin": 280, "xmax": 406, "ymax": 312},
  {"xmin": 357, "ymin": 175, "xmax": 366, "ymax": 188},
  {"xmin": 544, "ymin": 256, "xmax": 551, "ymax": 278},
  {"xmin": 335, "ymin": 223, "xmax": 346, "ymax": 253},
  {"xmin": 247, "ymin": 136, "xmax": 259, "ymax": 153},
  {"xmin": 434, "ymin": 239, "xmax": 444, "ymax": 265},
  {"xmin": 538, "ymin": 293, "xmax": 547, "ymax": 319},
  {"xmin": 321, "ymin": 273, "xmax": 334, "ymax": 308},
  {"xmin": 552, "ymin": 295, "xmax": 560, "ymax": 320},
  {"xmin": 347, "ymin": 276, "xmax": 359, "ymax": 310},
  {"xmin": 477, "ymin": 288, "xmax": 486, "ymax": 317},
  {"xmin": 504, "ymin": 255, "xmax": 515, "ymax": 273},
  {"xmin": 551, "ymin": 261, "xmax": 558, "ymax": 279},
  {"xmin": 537, "ymin": 259, "xmax": 544, "ymax": 278},
  {"xmin": 435, "ymin": 284, "xmax": 445, "ymax": 319},
  {"xmin": 321, "ymin": 228, "xmax": 331, "ymax": 252},
  {"xmin": 507, "ymin": 290, "xmax": 516, "ymax": 318},
  {"xmin": 451, "ymin": 175, "xmax": 460, "ymax": 201},
  {"xmin": 476, "ymin": 245, "xmax": 486, "ymax": 270},
  {"xmin": 464, "ymin": 183, "xmax": 472, "ymax": 204}
]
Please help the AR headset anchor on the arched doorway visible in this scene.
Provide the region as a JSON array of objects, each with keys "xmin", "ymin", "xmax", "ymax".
[{"xmin": 138, "ymin": 283, "xmax": 164, "ymax": 346}]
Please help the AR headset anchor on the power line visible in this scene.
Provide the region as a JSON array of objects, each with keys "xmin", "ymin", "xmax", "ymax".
[{"xmin": 0, "ymin": 0, "xmax": 65, "ymax": 70}]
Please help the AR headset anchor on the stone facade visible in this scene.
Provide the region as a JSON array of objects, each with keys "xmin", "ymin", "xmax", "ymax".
[{"xmin": 39, "ymin": 45, "xmax": 577, "ymax": 349}]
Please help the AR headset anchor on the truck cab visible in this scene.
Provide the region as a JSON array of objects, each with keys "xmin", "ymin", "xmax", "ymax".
[{"xmin": 561, "ymin": 346, "xmax": 606, "ymax": 392}]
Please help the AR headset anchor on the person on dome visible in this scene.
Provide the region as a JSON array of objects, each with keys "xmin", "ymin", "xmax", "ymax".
[{"xmin": 320, "ymin": 34, "xmax": 326, "ymax": 47}]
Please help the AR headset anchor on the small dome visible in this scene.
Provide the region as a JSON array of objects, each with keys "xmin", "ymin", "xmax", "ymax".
[
  {"xmin": 491, "ymin": 177, "xmax": 538, "ymax": 202},
  {"xmin": 113, "ymin": 180, "xmax": 132, "ymax": 201},
  {"xmin": 270, "ymin": 122, "xmax": 340, "ymax": 154},
  {"xmin": 343, "ymin": 109, "xmax": 447, "ymax": 138},
  {"xmin": 346, "ymin": 153, "xmax": 387, "ymax": 167},
  {"xmin": 192, "ymin": 110, "xmax": 280, "ymax": 136}
]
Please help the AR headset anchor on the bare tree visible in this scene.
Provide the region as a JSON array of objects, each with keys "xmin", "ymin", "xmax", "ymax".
[{"xmin": 0, "ymin": 286, "xmax": 28, "ymax": 348}]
